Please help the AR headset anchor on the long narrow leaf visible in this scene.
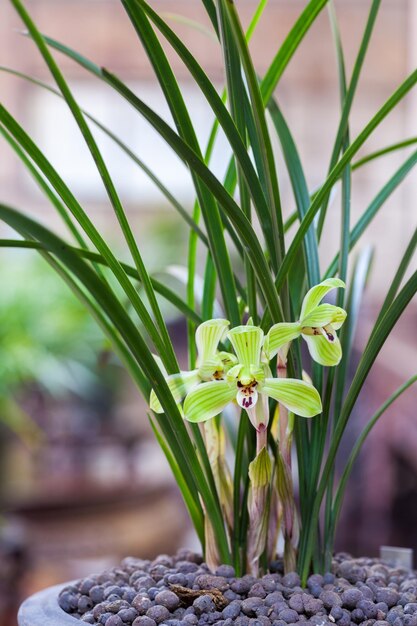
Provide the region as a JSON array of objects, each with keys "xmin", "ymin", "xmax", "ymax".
[
  {"xmin": 353, "ymin": 137, "xmax": 417, "ymax": 170},
  {"xmin": 317, "ymin": 0, "xmax": 381, "ymax": 237},
  {"xmin": 134, "ymin": 0, "xmax": 277, "ymax": 270},
  {"xmin": 267, "ymin": 98, "xmax": 320, "ymax": 292},
  {"xmin": 0, "ymin": 103, "xmax": 177, "ymax": 371},
  {"xmin": 275, "ymin": 68, "xmax": 417, "ymax": 293},
  {"xmin": 331, "ymin": 375, "xmax": 417, "ymax": 532},
  {"xmin": 101, "ymin": 69, "xmax": 284, "ymax": 323},
  {"xmin": 261, "ymin": 0, "xmax": 329, "ymax": 103},
  {"xmin": 11, "ymin": 0, "xmax": 179, "ymax": 373},
  {"xmin": 0, "ymin": 202, "xmax": 232, "ymax": 563},
  {"xmin": 149, "ymin": 414, "xmax": 205, "ymax": 544},
  {"xmin": 222, "ymin": 0, "xmax": 285, "ymax": 274},
  {"xmin": 122, "ymin": 0, "xmax": 240, "ymax": 328},
  {"xmin": 325, "ymin": 149, "xmax": 417, "ymax": 278},
  {"xmin": 0, "ymin": 238, "xmax": 202, "ymax": 324}
]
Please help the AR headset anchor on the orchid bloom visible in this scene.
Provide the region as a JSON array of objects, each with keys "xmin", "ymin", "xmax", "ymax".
[
  {"xmin": 264, "ymin": 278, "xmax": 347, "ymax": 366},
  {"xmin": 150, "ymin": 318, "xmax": 237, "ymax": 413},
  {"xmin": 183, "ymin": 325, "xmax": 322, "ymax": 430}
]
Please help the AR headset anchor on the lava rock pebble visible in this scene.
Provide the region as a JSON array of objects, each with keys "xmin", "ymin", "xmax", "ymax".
[
  {"xmin": 146, "ymin": 605, "xmax": 170, "ymax": 623},
  {"xmin": 154, "ymin": 590, "xmax": 180, "ymax": 611},
  {"xmin": 58, "ymin": 551, "xmax": 417, "ymax": 626}
]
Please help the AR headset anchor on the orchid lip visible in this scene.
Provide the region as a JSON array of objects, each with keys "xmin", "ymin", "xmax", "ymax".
[
  {"xmin": 322, "ymin": 325, "xmax": 335, "ymax": 342},
  {"xmin": 236, "ymin": 383, "xmax": 258, "ymax": 410}
]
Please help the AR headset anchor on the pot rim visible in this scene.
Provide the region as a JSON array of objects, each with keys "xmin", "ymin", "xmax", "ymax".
[{"xmin": 18, "ymin": 583, "xmax": 80, "ymax": 625}]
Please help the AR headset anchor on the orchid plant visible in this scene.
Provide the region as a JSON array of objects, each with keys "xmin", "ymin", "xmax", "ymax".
[{"xmin": 1, "ymin": 0, "xmax": 417, "ymax": 582}]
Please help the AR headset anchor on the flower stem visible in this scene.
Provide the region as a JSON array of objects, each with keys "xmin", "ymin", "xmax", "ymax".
[
  {"xmin": 256, "ymin": 423, "xmax": 267, "ymax": 454},
  {"xmin": 276, "ymin": 352, "xmax": 299, "ymax": 573}
]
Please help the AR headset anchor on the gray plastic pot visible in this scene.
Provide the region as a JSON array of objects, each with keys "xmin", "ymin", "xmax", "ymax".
[{"xmin": 18, "ymin": 584, "xmax": 79, "ymax": 625}]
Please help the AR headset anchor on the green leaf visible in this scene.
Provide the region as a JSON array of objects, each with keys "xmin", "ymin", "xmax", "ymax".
[
  {"xmin": 215, "ymin": 2, "xmax": 257, "ymax": 321},
  {"xmin": 149, "ymin": 414, "xmax": 204, "ymax": 544},
  {"xmin": 373, "ymin": 225, "xmax": 417, "ymax": 326},
  {"xmin": 325, "ymin": 149, "xmax": 417, "ymax": 279},
  {"xmin": 0, "ymin": 104, "xmax": 176, "ymax": 373},
  {"xmin": 10, "ymin": 0, "xmax": 178, "ymax": 374},
  {"xmin": 222, "ymin": 0, "xmax": 285, "ymax": 273},
  {"xmin": 301, "ymin": 268, "xmax": 417, "ymax": 583},
  {"xmin": 261, "ymin": 0, "xmax": 329, "ymax": 103},
  {"xmin": 262, "ymin": 379, "xmax": 322, "ymax": 418},
  {"xmin": 0, "ymin": 239, "xmax": 202, "ymax": 325},
  {"xmin": 0, "ymin": 202, "xmax": 232, "ymax": 565},
  {"xmin": 101, "ymin": 69, "xmax": 283, "ymax": 324},
  {"xmin": 276, "ymin": 67, "xmax": 417, "ymax": 294},
  {"xmin": 184, "ymin": 381, "xmax": 236, "ymax": 423},
  {"xmin": 332, "ymin": 375, "xmax": 417, "ymax": 530},
  {"xmin": 352, "ymin": 137, "xmax": 417, "ymax": 170},
  {"xmin": 133, "ymin": 0, "xmax": 277, "ymax": 271},
  {"xmin": 0, "ymin": 123, "xmax": 87, "ymax": 250},
  {"xmin": 317, "ymin": 0, "xmax": 381, "ymax": 237},
  {"xmin": 267, "ymin": 98, "xmax": 320, "ymax": 290},
  {"xmin": 121, "ymin": 0, "xmax": 240, "ymax": 327}
]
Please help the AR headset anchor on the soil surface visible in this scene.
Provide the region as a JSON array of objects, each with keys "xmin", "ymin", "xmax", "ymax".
[{"xmin": 58, "ymin": 550, "xmax": 417, "ymax": 626}]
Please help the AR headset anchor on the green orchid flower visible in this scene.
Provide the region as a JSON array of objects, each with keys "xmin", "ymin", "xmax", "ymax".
[
  {"xmin": 183, "ymin": 325, "xmax": 322, "ymax": 429},
  {"xmin": 149, "ymin": 318, "xmax": 237, "ymax": 413},
  {"xmin": 264, "ymin": 278, "xmax": 347, "ymax": 366}
]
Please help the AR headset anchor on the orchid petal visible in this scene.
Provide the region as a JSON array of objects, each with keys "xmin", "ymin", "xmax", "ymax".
[
  {"xmin": 300, "ymin": 278, "xmax": 345, "ymax": 320},
  {"xmin": 198, "ymin": 357, "xmax": 222, "ymax": 381},
  {"xmin": 218, "ymin": 351, "xmax": 239, "ymax": 369},
  {"xmin": 228, "ymin": 325, "xmax": 264, "ymax": 366},
  {"xmin": 150, "ymin": 369, "xmax": 200, "ymax": 413},
  {"xmin": 262, "ymin": 378, "xmax": 322, "ymax": 417},
  {"xmin": 330, "ymin": 307, "xmax": 347, "ymax": 330},
  {"xmin": 263, "ymin": 322, "xmax": 301, "ymax": 359},
  {"xmin": 195, "ymin": 318, "xmax": 229, "ymax": 362},
  {"xmin": 301, "ymin": 304, "xmax": 347, "ymax": 329},
  {"xmin": 184, "ymin": 380, "xmax": 236, "ymax": 423},
  {"xmin": 198, "ymin": 351, "xmax": 239, "ymax": 383},
  {"xmin": 303, "ymin": 333, "xmax": 342, "ymax": 366},
  {"xmin": 226, "ymin": 363, "xmax": 244, "ymax": 382}
]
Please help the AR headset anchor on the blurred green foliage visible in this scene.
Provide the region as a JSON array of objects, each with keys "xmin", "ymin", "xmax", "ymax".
[{"xmin": 0, "ymin": 250, "xmax": 105, "ymax": 398}]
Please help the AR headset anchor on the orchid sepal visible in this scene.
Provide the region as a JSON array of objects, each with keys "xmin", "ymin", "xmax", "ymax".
[
  {"xmin": 183, "ymin": 380, "xmax": 236, "ymax": 423},
  {"xmin": 261, "ymin": 378, "xmax": 322, "ymax": 417},
  {"xmin": 300, "ymin": 278, "xmax": 345, "ymax": 319},
  {"xmin": 195, "ymin": 318, "xmax": 229, "ymax": 363},
  {"xmin": 227, "ymin": 325, "xmax": 264, "ymax": 367},
  {"xmin": 263, "ymin": 322, "xmax": 301, "ymax": 360},
  {"xmin": 150, "ymin": 369, "xmax": 200, "ymax": 413}
]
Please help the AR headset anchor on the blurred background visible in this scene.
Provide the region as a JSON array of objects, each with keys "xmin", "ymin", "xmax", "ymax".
[{"xmin": 0, "ymin": 1, "xmax": 417, "ymax": 624}]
